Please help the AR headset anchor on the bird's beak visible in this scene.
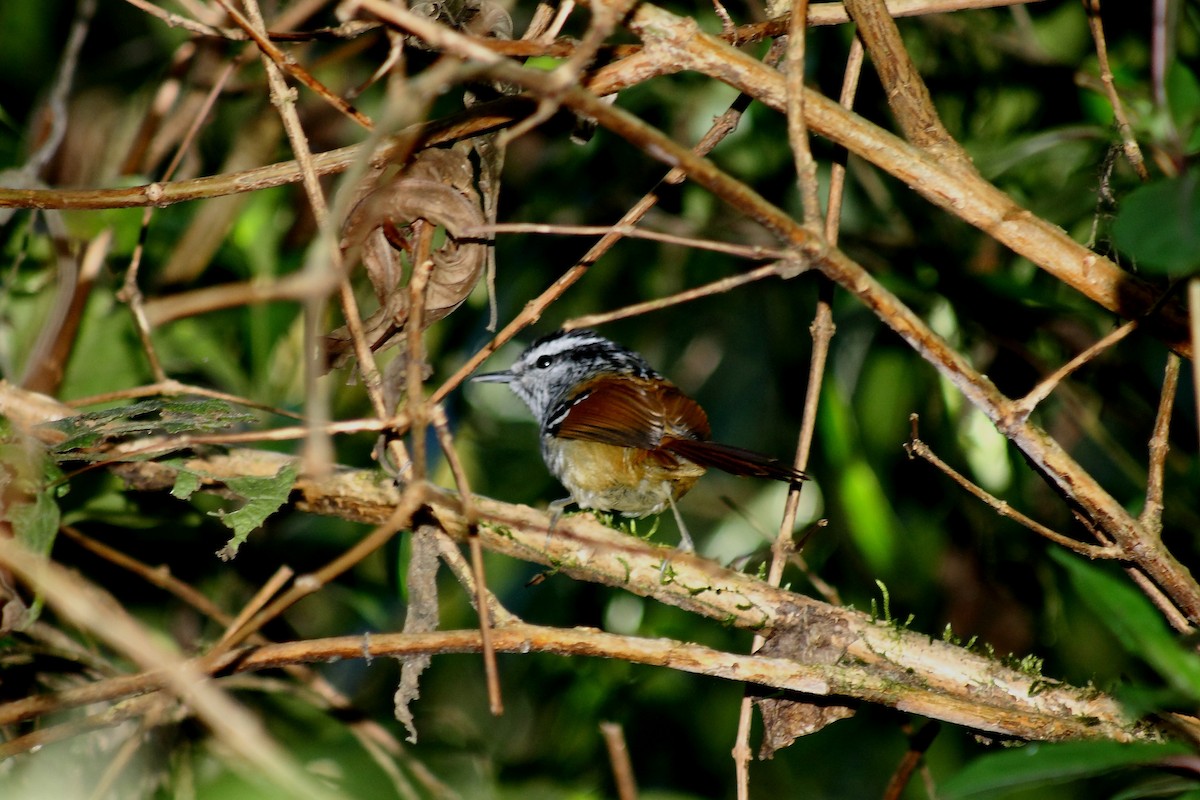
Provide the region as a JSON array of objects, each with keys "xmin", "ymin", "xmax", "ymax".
[{"xmin": 471, "ymin": 370, "xmax": 514, "ymax": 383}]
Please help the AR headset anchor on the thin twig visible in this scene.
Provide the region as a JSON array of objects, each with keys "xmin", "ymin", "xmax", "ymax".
[
  {"xmin": 1074, "ymin": 513, "xmax": 1193, "ymax": 633},
  {"xmin": 216, "ymin": 483, "xmax": 427, "ymax": 652},
  {"xmin": 565, "ymin": 263, "xmax": 797, "ymax": 330},
  {"xmin": 542, "ymin": 1, "xmax": 577, "ymax": 41},
  {"xmin": 712, "ymin": 0, "xmax": 736, "ymax": 34},
  {"xmin": 432, "ymin": 533, "xmax": 521, "ymax": 627},
  {"xmin": 1082, "ymin": 0, "xmax": 1150, "ymax": 181},
  {"xmin": 825, "ymin": 36, "xmax": 865, "ymax": 242},
  {"xmin": 600, "ymin": 722, "xmax": 639, "ymax": 800},
  {"xmin": 116, "ymin": 42, "xmax": 241, "ymax": 387},
  {"xmin": 428, "ymin": 64, "xmax": 760, "ymax": 406},
  {"xmin": 736, "ymin": 29, "xmax": 850, "ymax": 795},
  {"xmin": 788, "ymin": 522, "xmax": 841, "ymax": 604},
  {"xmin": 0, "ymin": 536, "xmax": 327, "ymax": 799},
  {"xmin": 24, "ymin": 0, "xmax": 95, "ymax": 177},
  {"xmin": 405, "ymin": 221, "xmax": 437, "ymax": 479},
  {"xmin": 787, "ymin": 0, "xmax": 823, "ymax": 226},
  {"xmin": 739, "ymin": 0, "xmax": 1050, "ymax": 34},
  {"xmin": 117, "ymin": 247, "xmax": 168, "ymax": 383},
  {"xmin": 906, "ymin": 418, "xmax": 1123, "ymax": 559},
  {"xmin": 462, "ymin": 222, "xmax": 793, "ymax": 261},
  {"xmin": 141, "ymin": 270, "xmax": 339, "ymax": 327},
  {"xmin": 1011, "ymin": 320, "xmax": 1138, "ymax": 420},
  {"xmin": 431, "ymin": 405, "xmax": 504, "ymax": 715},
  {"xmin": 883, "ymin": 721, "xmax": 941, "ymax": 800},
  {"xmin": 1150, "ymin": 0, "xmax": 1172, "ymax": 109},
  {"xmin": 1141, "ymin": 354, "xmax": 1179, "ymax": 535},
  {"xmin": 127, "ymin": 0, "xmax": 380, "ymax": 41},
  {"xmin": 59, "ymin": 524, "xmax": 228, "ymax": 619},
  {"xmin": 211, "ymin": 565, "xmax": 295, "ymax": 657},
  {"xmin": 212, "ymin": 0, "xmax": 373, "ymax": 130},
  {"xmin": 126, "ymin": 0, "xmax": 238, "ymax": 37},
  {"xmin": 57, "ymin": 525, "xmax": 435, "ymax": 800},
  {"xmin": 780, "ymin": 36, "xmax": 862, "ymax": 609},
  {"xmin": 237, "ymin": 0, "xmax": 390, "ymax": 478}
]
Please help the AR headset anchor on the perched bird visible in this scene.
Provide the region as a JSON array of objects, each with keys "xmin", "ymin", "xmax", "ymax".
[{"xmin": 473, "ymin": 329, "xmax": 806, "ymax": 548}]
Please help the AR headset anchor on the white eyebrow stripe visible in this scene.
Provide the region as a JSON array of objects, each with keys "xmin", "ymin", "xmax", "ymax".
[{"xmin": 527, "ymin": 332, "xmax": 606, "ymax": 360}]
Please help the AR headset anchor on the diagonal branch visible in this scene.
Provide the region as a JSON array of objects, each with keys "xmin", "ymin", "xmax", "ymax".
[
  {"xmin": 841, "ymin": 0, "xmax": 966, "ymax": 163},
  {"xmin": 905, "ymin": 421, "xmax": 1124, "ymax": 560},
  {"xmin": 620, "ymin": 2, "xmax": 1191, "ymax": 356}
]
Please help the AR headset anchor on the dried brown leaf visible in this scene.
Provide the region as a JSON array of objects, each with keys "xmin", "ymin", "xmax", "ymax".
[
  {"xmin": 753, "ymin": 604, "xmax": 858, "ymax": 758},
  {"xmin": 327, "ymin": 147, "xmax": 488, "ymax": 369}
]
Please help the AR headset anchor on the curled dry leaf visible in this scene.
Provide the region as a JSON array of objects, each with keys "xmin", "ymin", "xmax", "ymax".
[
  {"xmin": 326, "ymin": 147, "xmax": 487, "ymax": 370},
  {"xmin": 753, "ymin": 604, "xmax": 857, "ymax": 758}
]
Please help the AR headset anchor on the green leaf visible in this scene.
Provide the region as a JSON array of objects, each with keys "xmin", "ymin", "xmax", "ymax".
[
  {"xmin": 45, "ymin": 398, "xmax": 257, "ymax": 461},
  {"xmin": 819, "ymin": 383, "xmax": 898, "ymax": 572},
  {"xmin": 1052, "ymin": 550, "xmax": 1200, "ymax": 701},
  {"xmin": 524, "ymin": 56, "xmax": 563, "ymax": 71},
  {"xmin": 213, "ymin": 464, "xmax": 298, "ymax": 560},
  {"xmin": 940, "ymin": 741, "xmax": 1192, "ymax": 799},
  {"xmin": 840, "ymin": 460, "xmax": 896, "ymax": 572},
  {"xmin": 171, "ymin": 468, "xmax": 202, "ymax": 500},
  {"xmin": 1112, "ymin": 776, "xmax": 1200, "ymax": 800},
  {"xmin": 1167, "ymin": 62, "xmax": 1200, "ymax": 138},
  {"xmin": 1112, "ymin": 170, "xmax": 1200, "ymax": 275}
]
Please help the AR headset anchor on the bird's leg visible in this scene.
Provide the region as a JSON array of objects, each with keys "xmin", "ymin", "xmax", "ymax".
[
  {"xmin": 546, "ymin": 497, "xmax": 572, "ymax": 546},
  {"xmin": 663, "ymin": 487, "xmax": 694, "ymax": 552}
]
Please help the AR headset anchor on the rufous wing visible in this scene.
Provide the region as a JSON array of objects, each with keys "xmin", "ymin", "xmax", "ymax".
[{"xmin": 551, "ymin": 376, "xmax": 711, "ymax": 449}]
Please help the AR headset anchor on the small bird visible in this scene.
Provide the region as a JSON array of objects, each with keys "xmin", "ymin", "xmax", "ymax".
[{"xmin": 473, "ymin": 329, "xmax": 806, "ymax": 549}]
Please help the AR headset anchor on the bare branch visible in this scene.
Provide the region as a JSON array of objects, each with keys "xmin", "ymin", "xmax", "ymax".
[{"xmin": 906, "ymin": 419, "xmax": 1125, "ymax": 560}]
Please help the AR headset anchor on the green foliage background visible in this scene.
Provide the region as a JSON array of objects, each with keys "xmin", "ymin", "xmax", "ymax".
[{"xmin": 1, "ymin": 1, "xmax": 1200, "ymax": 798}]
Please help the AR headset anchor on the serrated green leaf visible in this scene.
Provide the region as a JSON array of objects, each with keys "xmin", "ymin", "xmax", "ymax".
[
  {"xmin": 1052, "ymin": 550, "xmax": 1200, "ymax": 701},
  {"xmin": 44, "ymin": 398, "xmax": 257, "ymax": 460},
  {"xmin": 1112, "ymin": 170, "xmax": 1200, "ymax": 275},
  {"xmin": 940, "ymin": 741, "xmax": 1192, "ymax": 799},
  {"xmin": 213, "ymin": 464, "xmax": 298, "ymax": 560}
]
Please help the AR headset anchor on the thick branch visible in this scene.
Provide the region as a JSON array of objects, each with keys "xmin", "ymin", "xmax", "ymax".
[{"xmin": 96, "ymin": 445, "xmax": 1161, "ymax": 745}]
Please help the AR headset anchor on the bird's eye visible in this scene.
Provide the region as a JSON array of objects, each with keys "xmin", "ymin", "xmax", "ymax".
[{"xmin": 535, "ymin": 355, "xmax": 553, "ymax": 369}]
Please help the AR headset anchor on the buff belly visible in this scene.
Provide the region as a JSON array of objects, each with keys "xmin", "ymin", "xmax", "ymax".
[{"xmin": 542, "ymin": 437, "xmax": 706, "ymax": 517}]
